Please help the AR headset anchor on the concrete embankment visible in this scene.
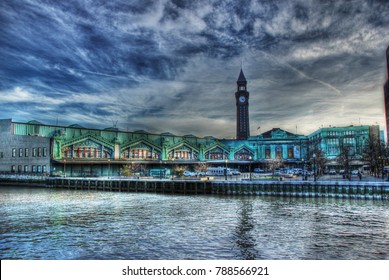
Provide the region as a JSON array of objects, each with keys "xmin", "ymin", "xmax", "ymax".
[{"xmin": 1, "ymin": 177, "xmax": 389, "ymax": 200}]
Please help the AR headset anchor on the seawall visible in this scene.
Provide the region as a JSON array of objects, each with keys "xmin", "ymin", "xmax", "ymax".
[{"xmin": 1, "ymin": 177, "xmax": 389, "ymax": 200}]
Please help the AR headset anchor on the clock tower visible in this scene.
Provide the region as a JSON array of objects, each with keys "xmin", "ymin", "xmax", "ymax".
[{"xmin": 235, "ymin": 69, "xmax": 250, "ymax": 140}]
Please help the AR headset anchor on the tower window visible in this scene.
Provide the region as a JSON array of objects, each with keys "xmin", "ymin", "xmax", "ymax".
[{"xmin": 239, "ymin": 86, "xmax": 245, "ymax": 91}]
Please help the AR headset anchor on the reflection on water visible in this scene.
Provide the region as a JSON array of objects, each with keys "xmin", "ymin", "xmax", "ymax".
[
  {"xmin": 234, "ymin": 200, "xmax": 258, "ymax": 259},
  {"xmin": 0, "ymin": 186, "xmax": 388, "ymax": 260}
]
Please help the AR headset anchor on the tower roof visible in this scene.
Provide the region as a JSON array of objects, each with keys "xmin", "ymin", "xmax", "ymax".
[{"xmin": 237, "ymin": 69, "xmax": 247, "ymax": 82}]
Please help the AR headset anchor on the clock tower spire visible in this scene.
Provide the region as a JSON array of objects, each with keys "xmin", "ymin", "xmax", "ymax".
[{"xmin": 235, "ymin": 69, "xmax": 250, "ymax": 140}]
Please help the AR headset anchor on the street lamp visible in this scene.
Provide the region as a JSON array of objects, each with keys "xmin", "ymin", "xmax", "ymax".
[
  {"xmin": 379, "ymin": 156, "xmax": 385, "ymax": 180},
  {"xmin": 171, "ymin": 158, "xmax": 175, "ymax": 179},
  {"xmin": 313, "ymin": 153, "xmax": 316, "ymax": 181},
  {"xmin": 249, "ymin": 155, "xmax": 252, "ymax": 181},
  {"xmin": 108, "ymin": 159, "xmax": 111, "ymax": 178},
  {"xmin": 225, "ymin": 159, "xmax": 228, "ymax": 180},
  {"xmin": 63, "ymin": 159, "xmax": 66, "ymax": 177},
  {"xmin": 159, "ymin": 160, "xmax": 162, "ymax": 179}
]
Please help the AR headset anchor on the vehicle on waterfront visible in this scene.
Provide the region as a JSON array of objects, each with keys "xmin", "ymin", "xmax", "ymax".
[
  {"xmin": 361, "ymin": 165, "xmax": 370, "ymax": 174},
  {"xmin": 206, "ymin": 167, "xmax": 232, "ymax": 176},
  {"xmin": 329, "ymin": 169, "xmax": 336, "ymax": 175},
  {"xmin": 149, "ymin": 168, "xmax": 171, "ymax": 178},
  {"xmin": 351, "ymin": 170, "xmax": 359, "ymax": 175},
  {"xmin": 231, "ymin": 169, "xmax": 241, "ymax": 175},
  {"xmin": 339, "ymin": 170, "xmax": 345, "ymax": 175},
  {"xmin": 253, "ymin": 168, "xmax": 265, "ymax": 173},
  {"xmin": 183, "ymin": 171, "xmax": 196, "ymax": 177}
]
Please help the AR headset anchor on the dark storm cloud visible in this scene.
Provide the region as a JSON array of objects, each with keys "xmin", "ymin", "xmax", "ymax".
[{"xmin": 0, "ymin": 0, "xmax": 388, "ymax": 137}]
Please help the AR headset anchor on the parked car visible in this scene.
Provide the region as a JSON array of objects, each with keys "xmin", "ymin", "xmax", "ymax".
[
  {"xmin": 339, "ymin": 170, "xmax": 345, "ymax": 175},
  {"xmin": 231, "ymin": 169, "xmax": 241, "ymax": 175},
  {"xmin": 351, "ymin": 170, "xmax": 359, "ymax": 175},
  {"xmin": 183, "ymin": 171, "xmax": 196, "ymax": 177},
  {"xmin": 329, "ymin": 169, "xmax": 336, "ymax": 175}
]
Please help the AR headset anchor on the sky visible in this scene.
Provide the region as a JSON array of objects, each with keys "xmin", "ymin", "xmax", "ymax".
[{"xmin": 1, "ymin": 0, "xmax": 388, "ymax": 139}]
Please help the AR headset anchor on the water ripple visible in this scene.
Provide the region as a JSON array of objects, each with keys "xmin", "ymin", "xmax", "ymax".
[{"xmin": 1, "ymin": 187, "xmax": 389, "ymax": 259}]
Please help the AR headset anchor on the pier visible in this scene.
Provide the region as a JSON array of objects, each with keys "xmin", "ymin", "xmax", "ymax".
[{"xmin": 41, "ymin": 177, "xmax": 389, "ymax": 200}]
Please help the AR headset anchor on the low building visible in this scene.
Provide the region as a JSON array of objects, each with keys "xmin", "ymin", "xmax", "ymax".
[{"xmin": 0, "ymin": 118, "xmax": 382, "ymax": 177}]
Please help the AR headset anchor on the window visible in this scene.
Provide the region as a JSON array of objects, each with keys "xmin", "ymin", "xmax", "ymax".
[
  {"xmin": 32, "ymin": 165, "xmax": 37, "ymax": 172},
  {"xmin": 276, "ymin": 146, "xmax": 282, "ymax": 159},
  {"xmin": 24, "ymin": 165, "xmax": 29, "ymax": 172},
  {"xmin": 18, "ymin": 165, "xmax": 22, "ymax": 173},
  {"xmin": 43, "ymin": 147, "xmax": 47, "ymax": 157},
  {"xmin": 25, "ymin": 148, "xmax": 29, "ymax": 157},
  {"xmin": 42, "ymin": 165, "xmax": 47, "ymax": 173},
  {"xmin": 32, "ymin": 148, "xmax": 37, "ymax": 157},
  {"xmin": 287, "ymin": 147, "xmax": 294, "ymax": 158},
  {"xmin": 11, "ymin": 165, "xmax": 16, "ymax": 172},
  {"xmin": 19, "ymin": 148, "xmax": 23, "ymax": 157},
  {"xmin": 38, "ymin": 148, "xmax": 42, "ymax": 157},
  {"xmin": 12, "ymin": 148, "xmax": 16, "ymax": 157},
  {"xmin": 0, "ymin": 151, "xmax": 3, "ymax": 158},
  {"xmin": 265, "ymin": 147, "xmax": 271, "ymax": 159},
  {"xmin": 37, "ymin": 165, "xmax": 42, "ymax": 173}
]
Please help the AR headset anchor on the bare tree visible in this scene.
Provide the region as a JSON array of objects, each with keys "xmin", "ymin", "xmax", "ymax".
[
  {"xmin": 121, "ymin": 163, "xmax": 144, "ymax": 177},
  {"xmin": 266, "ymin": 159, "xmax": 283, "ymax": 178},
  {"xmin": 311, "ymin": 147, "xmax": 327, "ymax": 176},
  {"xmin": 362, "ymin": 136, "xmax": 386, "ymax": 177},
  {"xmin": 194, "ymin": 162, "xmax": 208, "ymax": 173}
]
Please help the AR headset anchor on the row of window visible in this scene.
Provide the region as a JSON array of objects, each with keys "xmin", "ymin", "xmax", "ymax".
[
  {"xmin": 11, "ymin": 165, "xmax": 47, "ymax": 173},
  {"xmin": 11, "ymin": 147, "xmax": 48, "ymax": 158}
]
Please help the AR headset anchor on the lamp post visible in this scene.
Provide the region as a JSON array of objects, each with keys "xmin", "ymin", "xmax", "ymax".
[
  {"xmin": 302, "ymin": 158, "xmax": 305, "ymax": 180},
  {"xmin": 379, "ymin": 156, "xmax": 384, "ymax": 180},
  {"xmin": 313, "ymin": 153, "xmax": 316, "ymax": 181},
  {"xmin": 171, "ymin": 158, "xmax": 175, "ymax": 179},
  {"xmin": 249, "ymin": 155, "xmax": 252, "ymax": 181},
  {"xmin": 159, "ymin": 160, "xmax": 162, "ymax": 179},
  {"xmin": 63, "ymin": 159, "xmax": 66, "ymax": 177},
  {"xmin": 225, "ymin": 159, "xmax": 228, "ymax": 180},
  {"xmin": 108, "ymin": 159, "xmax": 111, "ymax": 178}
]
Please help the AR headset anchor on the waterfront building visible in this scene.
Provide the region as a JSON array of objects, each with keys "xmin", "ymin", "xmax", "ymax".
[
  {"xmin": 308, "ymin": 125, "xmax": 380, "ymax": 172},
  {"xmin": 245, "ymin": 128, "xmax": 308, "ymax": 170},
  {"xmin": 0, "ymin": 118, "xmax": 380, "ymax": 177},
  {"xmin": 0, "ymin": 119, "xmax": 51, "ymax": 174}
]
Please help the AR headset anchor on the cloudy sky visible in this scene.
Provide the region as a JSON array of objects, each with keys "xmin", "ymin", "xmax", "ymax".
[{"xmin": 1, "ymin": 0, "xmax": 388, "ymax": 138}]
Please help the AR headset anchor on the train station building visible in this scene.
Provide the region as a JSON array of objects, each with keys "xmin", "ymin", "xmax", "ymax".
[{"xmin": 0, "ymin": 68, "xmax": 384, "ymax": 177}]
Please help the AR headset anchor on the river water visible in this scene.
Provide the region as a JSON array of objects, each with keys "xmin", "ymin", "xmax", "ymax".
[{"xmin": 0, "ymin": 186, "xmax": 388, "ymax": 260}]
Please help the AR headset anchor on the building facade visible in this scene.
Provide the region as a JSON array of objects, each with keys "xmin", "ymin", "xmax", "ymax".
[
  {"xmin": 0, "ymin": 119, "xmax": 51, "ymax": 174},
  {"xmin": 0, "ymin": 118, "xmax": 381, "ymax": 177}
]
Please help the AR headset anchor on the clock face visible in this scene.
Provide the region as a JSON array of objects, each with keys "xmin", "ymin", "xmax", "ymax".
[{"xmin": 239, "ymin": 96, "xmax": 246, "ymax": 103}]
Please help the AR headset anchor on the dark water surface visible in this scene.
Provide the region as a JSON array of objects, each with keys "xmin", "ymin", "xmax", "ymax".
[{"xmin": 1, "ymin": 186, "xmax": 388, "ymax": 260}]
